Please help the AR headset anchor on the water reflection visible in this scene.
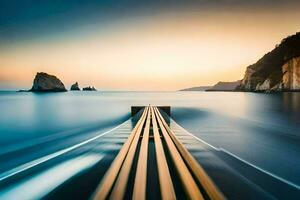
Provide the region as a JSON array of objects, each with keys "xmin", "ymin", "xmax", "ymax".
[{"xmin": 282, "ymin": 92, "xmax": 300, "ymax": 122}]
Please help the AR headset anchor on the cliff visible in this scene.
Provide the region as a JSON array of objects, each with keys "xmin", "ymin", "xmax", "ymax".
[
  {"xmin": 206, "ymin": 80, "xmax": 241, "ymax": 91},
  {"xmin": 282, "ymin": 57, "xmax": 300, "ymax": 90},
  {"xmin": 29, "ymin": 72, "xmax": 67, "ymax": 92},
  {"xmin": 238, "ymin": 32, "xmax": 300, "ymax": 92}
]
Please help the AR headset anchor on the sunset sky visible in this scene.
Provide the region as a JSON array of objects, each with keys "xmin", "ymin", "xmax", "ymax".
[{"xmin": 1, "ymin": 0, "xmax": 300, "ymax": 91}]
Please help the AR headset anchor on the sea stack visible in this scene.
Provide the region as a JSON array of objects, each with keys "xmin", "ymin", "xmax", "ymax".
[
  {"xmin": 82, "ymin": 86, "xmax": 97, "ymax": 91},
  {"xmin": 29, "ymin": 72, "xmax": 67, "ymax": 92},
  {"xmin": 70, "ymin": 82, "xmax": 80, "ymax": 90}
]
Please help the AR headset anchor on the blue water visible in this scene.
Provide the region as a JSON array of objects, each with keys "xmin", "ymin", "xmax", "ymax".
[{"xmin": 0, "ymin": 91, "xmax": 300, "ymax": 187}]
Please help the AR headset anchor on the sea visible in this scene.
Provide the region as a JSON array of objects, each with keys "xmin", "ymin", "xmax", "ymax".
[{"xmin": 0, "ymin": 91, "xmax": 300, "ymax": 190}]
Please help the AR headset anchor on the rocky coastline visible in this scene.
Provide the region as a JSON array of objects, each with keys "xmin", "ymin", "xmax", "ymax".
[{"xmin": 237, "ymin": 32, "xmax": 300, "ymax": 92}]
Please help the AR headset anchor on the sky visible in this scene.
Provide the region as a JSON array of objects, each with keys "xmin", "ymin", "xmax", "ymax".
[{"xmin": 1, "ymin": 0, "xmax": 300, "ymax": 91}]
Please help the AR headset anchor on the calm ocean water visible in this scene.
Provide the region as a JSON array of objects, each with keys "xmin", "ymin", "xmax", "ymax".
[{"xmin": 0, "ymin": 91, "xmax": 300, "ymax": 186}]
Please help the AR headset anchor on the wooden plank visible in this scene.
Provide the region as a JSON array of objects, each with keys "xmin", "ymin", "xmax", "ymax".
[
  {"xmin": 153, "ymin": 107, "xmax": 204, "ymax": 200},
  {"xmin": 132, "ymin": 107, "xmax": 151, "ymax": 200},
  {"xmin": 151, "ymin": 106, "xmax": 176, "ymax": 200},
  {"xmin": 93, "ymin": 106, "xmax": 149, "ymax": 200},
  {"xmin": 109, "ymin": 106, "xmax": 149, "ymax": 199},
  {"xmin": 155, "ymin": 107, "xmax": 225, "ymax": 200}
]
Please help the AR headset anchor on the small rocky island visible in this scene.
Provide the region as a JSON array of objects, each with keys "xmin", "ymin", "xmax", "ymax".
[
  {"xmin": 70, "ymin": 82, "xmax": 80, "ymax": 90},
  {"xmin": 22, "ymin": 73, "xmax": 99, "ymax": 92},
  {"xmin": 82, "ymin": 86, "xmax": 97, "ymax": 91},
  {"xmin": 29, "ymin": 72, "xmax": 67, "ymax": 92}
]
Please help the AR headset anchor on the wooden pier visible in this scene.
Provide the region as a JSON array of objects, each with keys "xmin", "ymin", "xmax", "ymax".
[{"xmin": 92, "ymin": 106, "xmax": 225, "ymax": 200}]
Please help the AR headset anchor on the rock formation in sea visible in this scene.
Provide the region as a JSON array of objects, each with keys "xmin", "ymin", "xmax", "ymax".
[
  {"xmin": 237, "ymin": 32, "xmax": 300, "ymax": 92},
  {"xmin": 82, "ymin": 86, "xmax": 97, "ymax": 91},
  {"xmin": 179, "ymin": 86, "xmax": 212, "ymax": 91},
  {"xmin": 29, "ymin": 72, "xmax": 67, "ymax": 92},
  {"xmin": 70, "ymin": 82, "xmax": 80, "ymax": 90},
  {"xmin": 206, "ymin": 80, "xmax": 241, "ymax": 91}
]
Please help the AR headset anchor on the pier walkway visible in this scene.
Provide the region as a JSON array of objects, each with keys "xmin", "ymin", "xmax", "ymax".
[{"xmin": 92, "ymin": 106, "xmax": 225, "ymax": 200}]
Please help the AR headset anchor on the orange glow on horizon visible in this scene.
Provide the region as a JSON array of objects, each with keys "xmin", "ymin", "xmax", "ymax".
[{"xmin": 1, "ymin": 8, "xmax": 300, "ymax": 90}]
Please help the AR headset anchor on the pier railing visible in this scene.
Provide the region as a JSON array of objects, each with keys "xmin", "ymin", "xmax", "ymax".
[{"xmin": 92, "ymin": 105, "xmax": 225, "ymax": 200}]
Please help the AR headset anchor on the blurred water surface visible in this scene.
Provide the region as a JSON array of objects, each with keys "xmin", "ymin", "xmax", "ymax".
[{"xmin": 0, "ymin": 91, "xmax": 300, "ymax": 186}]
